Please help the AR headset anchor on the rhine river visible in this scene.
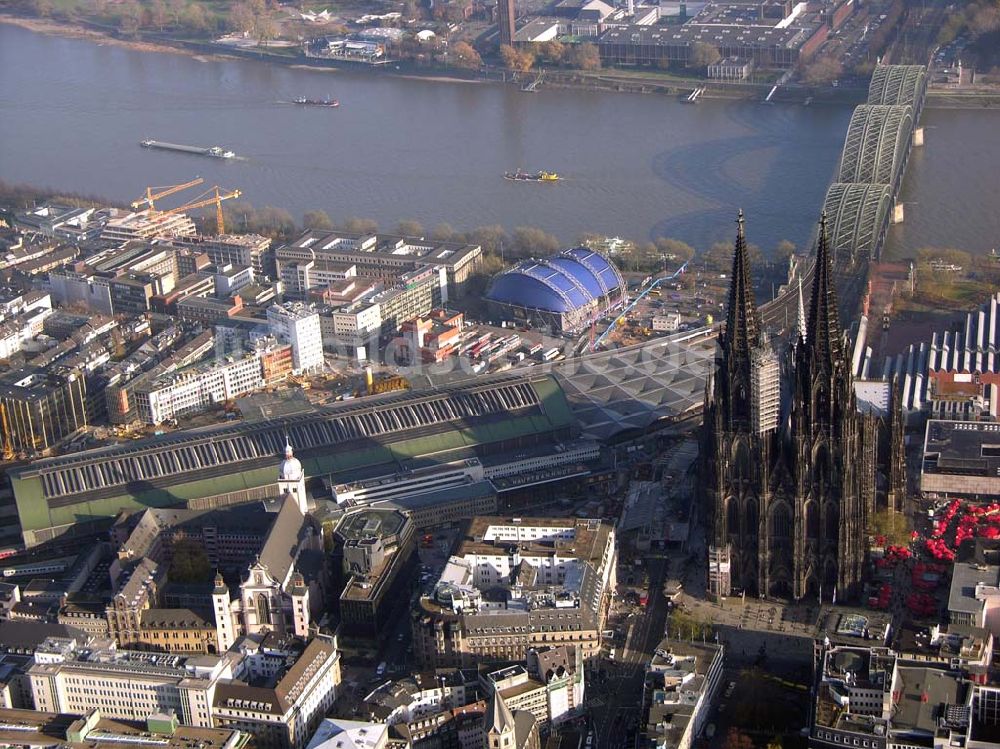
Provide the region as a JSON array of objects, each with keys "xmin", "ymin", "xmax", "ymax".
[{"xmin": 1, "ymin": 22, "xmax": 998, "ymax": 257}]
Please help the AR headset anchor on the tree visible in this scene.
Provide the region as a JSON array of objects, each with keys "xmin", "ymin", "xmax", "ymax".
[
  {"xmin": 466, "ymin": 225, "xmax": 507, "ymax": 254},
  {"xmin": 181, "ymin": 2, "xmax": 210, "ymax": 34},
  {"xmin": 29, "ymin": 0, "xmax": 55, "ymax": 18},
  {"xmin": 802, "ymin": 54, "xmax": 843, "ymax": 85},
  {"xmin": 511, "ymin": 226, "xmax": 559, "ymax": 258},
  {"xmin": 775, "ymin": 239, "xmax": 796, "ymax": 265},
  {"xmin": 870, "ymin": 508, "xmax": 914, "ymax": 547},
  {"xmin": 450, "ymin": 41, "xmax": 483, "ymax": 69},
  {"xmin": 567, "ymin": 43, "xmax": 601, "ymax": 71},
  {"xmin": 703, "ymin": 241, "xmax": 734, "ymax": 272},
  {"xmin": 167, "ymin": 0, "xmax": 187, "ymax": 27},
  {"xmin": 654, "ymin": 237, "xmax": 696, "ymax": 265},
  {"xmin": 256, "ymin": 14, "xmax": 278, "ymax": 46},
  {"xmin": 341, "ymin": 217, "xmax": 378, "ymax": 234},
  {"xmin": 689, "ymin": 41, "xmax": 721, "ymax": 68},
  {"xmin": 500, "ymin": 44, "xmax": 534, "ymax": 72},
  {"xmin": 169, "ymin": 538, "xmax": 212, "ymax": 583},
  {"xmin": 396, "ymin": 220, "xmax": 424, "ymax": 237},
  {"xmin": 537, "ymin": 40, "xmax": 565, "ymax": 65},
  {"xmin": 118, "ymin": 0, "xmax": 144, "ymax": 35},
  {"xmin": 431, "ymin": 223, "xmax": 457, "ymax": 241},
  {"xmin": 303, "ymin": 210, "xmax": 334, "ymax": 230},
  {"xmin": 150, "ymin": 0, "xmax": 169, "ymax": 31},
  {"xmin": 721, "ymin": 729, "xmax": 754, "ymax": 749},
  {"xmin": 228, "ymin": 1, "xmax": 256, "ymax": 34}
]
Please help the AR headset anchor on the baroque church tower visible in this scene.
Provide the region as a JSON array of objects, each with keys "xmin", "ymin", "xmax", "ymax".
[{"xmin": 704, "ymin": 213, "xmax": 878, "ymax": 601}]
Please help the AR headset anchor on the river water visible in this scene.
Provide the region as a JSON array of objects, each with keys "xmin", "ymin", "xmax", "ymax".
[{"xmin": 1, "ymin": 23, "xmax": 998, "ymax": 257}]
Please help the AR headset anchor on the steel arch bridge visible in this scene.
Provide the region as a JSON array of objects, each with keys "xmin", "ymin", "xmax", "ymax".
[
  {"xmin": 868, "ymin": 64, "xmax": 927, "ymax": 112},
  {"xmin": 837, "ymin": 104, "xmax": 914, "ymax": 187},
  {"xmin": 822, "ymin": 182, "xmax": 894, "ymax": 265}
]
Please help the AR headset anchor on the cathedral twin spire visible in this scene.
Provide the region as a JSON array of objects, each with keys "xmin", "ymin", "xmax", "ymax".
[
  {"xmin": 723, "ymin": 209, "xmax": 762, "ymax": 359},
  {"xmin": 722, "ymin": 211, "xmax": 843, "ymax": 370},
  {"xmin": 804, "ymin": 213, "xmax": 844, "ymax": 372}
]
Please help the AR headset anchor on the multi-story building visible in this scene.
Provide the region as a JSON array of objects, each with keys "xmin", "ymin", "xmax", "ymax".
[
  {"xmin": 525, "ymin": 645, "xmax": 585, "ymax": 727},
  {"xmin": 807, "ymin": 642, "xmax": 989, "ymax": 749},
  {"xmin": 277, "ymin": 230, "xmax": 481, "ymax": 299},
  {"xmin": 133, "ymin": 351, "xmax": 264, "ymax": 424},
  {"xmin": 169, "ymin": 233, "xmax": 273, "ymax": 279},
  {"xmin": 947, "ymin": 562, "xmax": 1000, "ymax": 634},
  {"xmin": 212, "ymin": 636, "xmax": 341, "ymax": 749},
  {"xmin": 100, "ymin": 210, "xmax": 196, "ymax": 244},
  {"xmin": 176, "ymin": 295, "xmax": 244, "ymax": 325},
  {"xmin": 26, "ymin": 633, "xmax": 340, "ymax": 747},
  {"xmin": 0, "ymin": 367, "xmax": 88, "ymax": 455},
  {"xmin": 412, "ymin": 517, "xmax": 616, "ymax": 668},
  {"xmin": 0, "ymin": 707, "xmax": 248, "ymax": 748},
  {"xmin": 28, "ymin": 637, "xmax": 237, "ymax": 726},
  {"xmin": 136, "ymin": 608, "xmax": 218, "ymax": 654},
  {"xmin": 268, "ymin": 302, "xmax": 324, "ymax": 374},
  {"xmin": 640, "ymin": 640, "xmax": 724, "ymax": 749},
  {"xmin": 332, "ymin": 507, "xmax": 416, "ymax": 637},
  {"xmin": 281, "ymin": 259, "xmax": 357, "ymax": 297},
  {"xmin": 921, "ymin": 420, "xmax": 1000, "ymax": 500},
  {"xmin": 307, "ymin": 718, "xmax": 389, "ymax": 749}
]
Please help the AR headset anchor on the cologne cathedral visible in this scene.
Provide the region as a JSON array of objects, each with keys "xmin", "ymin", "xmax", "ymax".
[{"xmin": 702, "ymin": 212, "xmax": 901, "ymax": 601}]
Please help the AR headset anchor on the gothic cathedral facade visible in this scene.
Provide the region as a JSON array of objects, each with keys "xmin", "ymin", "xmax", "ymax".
[{"xmin": 703, "ymin": 212, "xmax": 889, "ymax": 601}]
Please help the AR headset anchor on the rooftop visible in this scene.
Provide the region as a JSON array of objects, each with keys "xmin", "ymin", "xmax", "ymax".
[{"xmin": 947, "ymin": 562, "xmax": 1000, "ymax": 616}]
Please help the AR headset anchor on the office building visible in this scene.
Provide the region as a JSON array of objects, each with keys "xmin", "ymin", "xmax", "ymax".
[
  {"xmin": 921, "ymin": 421, "xmax": 1000, "ymax": 500},
  {"xmin": 131, "ymin": 350, "xmax": 263, "ymax": 425},
  {"xmin": 332, "ymin": 507, "xmax": 416, "ymax": 637},
  {"xmin": 268, "ymin": 302, "xmax": 324, "ymax": 374},
  {"xmin": 28, "ymin": 637, "xmax": 236, "ymax": 726},
  {"xmin": 0, "ymin": 367, "xmax": 88, "ymax": 455},
  {"xmin": 0, "ymin": 708, "xmax": 248, "ymax": 749},
  {"xmin": 277, "ymin": 230, "xmax": 482, "ymax": 300},
  {"xmin": 100, "ymin": 210, "xmax": 196, "ymax": 244}
]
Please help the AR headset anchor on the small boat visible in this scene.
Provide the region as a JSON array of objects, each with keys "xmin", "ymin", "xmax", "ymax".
[
  {"xmin": 504, "ymin": 170, "xmax": 561, "ymax": 182},
  {"xmin": 293, "ymin": 96, "xmax": 339, "ymax": 108}
]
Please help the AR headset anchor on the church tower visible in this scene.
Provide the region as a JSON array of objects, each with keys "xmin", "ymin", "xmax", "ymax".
[
  {"xmin": 788, "ymin": 214, "xmax": 869, "ymax": 599},
  {"xmin": 290, "ymin": 571, "xmax": 310, "ymax": 639},
  {"xmin": 704, "ymin": 211, "xmax": 774, "ymax": 595},
  {"xmin": 278, "ymin": 439, "xmax": 308, "ymax": 513},
  {"xmin": 212, "ymin": 572, "xmax": 236, "ymax": 652}
]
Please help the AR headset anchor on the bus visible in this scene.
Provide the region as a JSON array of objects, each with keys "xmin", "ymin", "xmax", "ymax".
[{"xmin": 542, "ymin": 348, "xmax": 560, "ymax": 362}]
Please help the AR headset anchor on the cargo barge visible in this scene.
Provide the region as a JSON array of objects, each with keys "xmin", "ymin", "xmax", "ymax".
[{"xmin": 140, "ymin": 140, "xmax": 236, "ymax": 159}]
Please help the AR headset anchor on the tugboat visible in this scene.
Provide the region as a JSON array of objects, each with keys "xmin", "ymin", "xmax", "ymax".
[
  {"xmin": 293, "ymin": 96, "xmax": 340, "ymax": 107},
  {"xmin": 504, "ymin": 170, "xmax": 561, "ymax": 182}
]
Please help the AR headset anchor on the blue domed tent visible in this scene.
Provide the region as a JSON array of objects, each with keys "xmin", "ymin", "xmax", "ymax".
[{"xmin": 486, "ymin": 248, "xmax": 626, "ymax": 334}]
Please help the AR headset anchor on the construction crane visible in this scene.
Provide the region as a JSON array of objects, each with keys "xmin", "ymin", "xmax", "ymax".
[
  {"xmin": 161, "ymin": 186, "xmax": 241, "ymax": 234},
  {"xmin": 0, "ymin": 403, "xmax": 14, "ymax": 461},
  {"xmin": 131, "ymin": 177, "xmax": 204, "ymax": 213}
]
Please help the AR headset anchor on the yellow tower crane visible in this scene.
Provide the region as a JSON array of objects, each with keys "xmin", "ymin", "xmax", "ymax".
[
  {"xmin": 0, "ymin": 402, "xmax": 14, "ymax": 461},
  {"xmin": 131, "ymin": 177, "xmax": 204, "ymax": 213},
  {"xmin": 160, "ymin": 186, "xmax": 241, "ymax": 235}
]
